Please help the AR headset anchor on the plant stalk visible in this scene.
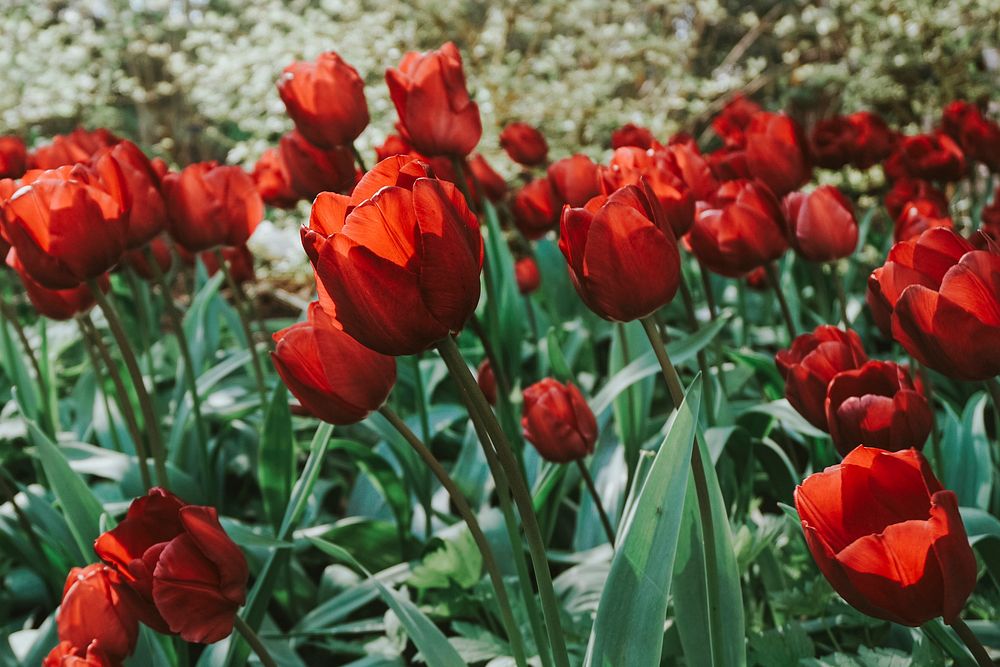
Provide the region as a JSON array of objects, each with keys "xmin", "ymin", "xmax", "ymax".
[
  {"xmin": 575, "ymin": 459, "xmax": 615, "ymax": 546},
  {"xmin": 233, "ymin": 615, "xmax": 278, "ymax": 667},
  {"xmin": 948, "ymin": 618, "xmax": 995, "ymax": 667},
  {"xmin": 764, "ymin": 263, "xmax": 797, "ymax": 342},
  {"xmin": 214, "ymin": 249, "xmax": 267, "ymax": 404}
]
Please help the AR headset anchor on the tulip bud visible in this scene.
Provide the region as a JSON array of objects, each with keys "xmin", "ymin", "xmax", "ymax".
[
  {"xmin": 711, "ymin": 94, "xmax": 762, "ymax": 147},
  {"xmin": 885, "ymin": 178, "xmax": 947, "ymax": 221},
  {"xmin": 0, "ymin": 135, "xmax": 27, "ymax": 179},
  {"xmin": 386, "ymin": 42, "xmax": 482, "ymax": 157},
  {"xmin": 899, "ymin": 133, "xmax": 966, "ymax": 182},
  {"xmin": 95, "ymin": 488, "xmax": 249, "ymax": 644},
  {"xmin": 123, "ymin": 235, "xmax": 174, "ymax": 281},
  {"xmin": 547, "ymin": 154, "xmax": 600, "ymax": 207},
  {"xmin": 252, "ymin": 147, "xmax": 298, "ymax": 209},
  {"xmin": 499, "ymin": 122, "xmax": 548, "ymax": 167},
  {"xmin": 162, "ymin": 162, "xmax": 263, "ymax": 252},
  {"xmin": 809, "ymin": 116, "xmax": 856, "ymax": 170},
  {"xmin": 512, "ymin": 178, "xmax": 559, "ymax": 240},
  {"xmin": 279, "ymin": 130, "xmax": 359, "ymax": 199},
  {"xmin": 522, "ymin": 378, "xmax": 597, "ymax": 463},
  {"xmin": 599, "ymin": 146, "xmax": 695, "ymax": 237},
  {"xmin": 744, "ymin": 112, "xmax": 811, "ymax": 196},
  {"xmin": 560, "ymin": 184, "xmax": 680, "ymax": 322},
  {"xmin": 775, "ymin": 325, "xmax": 868, "ymax": 431},
  {"xmin": 476, "ymin": 358, "xmax": 497, "ymax": 405},
  {"xmin": 942, "ymin": 100, "xmax": 1000, "ymax": 171},
  {"xmin": 97, "ymin": 140, "xmax": 168, "ymax": 249},
  {"xmin": 611, "ymin": 123, "xmax": 656, "ymax": 150},
  {"xmin": 467, "ymin": 154, "xmax": 507, "ymax": 202},
  {"xmin": 56, "ymin": 564, "xmax": 138, "ymax": 664},
  {"xmin": 795, "ymin": 446, "xmax": 977, "ymax": 626},
  {"xmin": 196, "ymin": 244, "xmax": 256, "ymax": 285},
  {"xmin": 515, "ymin": 256, "xmax": 541, "ymax": 295},
  {"xmin": 783, "ymin": 186, "xmax": 858, "ymax": 262},
  {"xmin": 847, "ymin": 111, "xmax": 896, "ymax": 169},
  {"xmin": 277, "ymin": 52, "xmax": 369, "ymax": 149},
  {"xmin": 29, "ymin": 128, "xmax": 121, "ymax": 171}
]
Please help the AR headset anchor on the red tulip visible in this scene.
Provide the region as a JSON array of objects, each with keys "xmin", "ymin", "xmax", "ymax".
[
  {"xmin": 744, "ymin": 266, "xmax": 769, "ymax": 291},
  {"xmin": 711, "ymin": 94, "xmax": 762, "ymax": 147},
  {"xmin": 476, "ymin": 358, "xmax": 497, "ymax": 405},
  {"xmin": 687, "ymin": 179, "xmax": 788, "ymax": 277},
  {"xmin": 252, "ymin": 147, "xmax": 298, "ymax": 208},
  {"xmin": 521, "ymin": 378, "xmax": 597, "ymax": 463},
  {"xmin": 706, "ymin": 146, "xmax": 751, "ymax": 182},
  {"xmin": 7, "ymin": 250, "xmax": 105, "ymax": 320},
  {"xmin": 467, "ymin": 153, "xmax": 507, "ymax": 202},
  {"xmin": 305, "ymin": 156, "xmax": 483, "ymax": 355},
  {"xmin": 666, "ymin": 139, "xmax": 718, "ymax": 201},
  {"xmin": 279, "ymin": 130, "xmax": 359, "ymax": 199},
  {"xmin": 560, "ymin": 184, "xmax": 680, "ymax": 322},
  {"xmin": 511, "ymin": 177, "xmax": 559, "ymax": 240},
  {"xmin": 515, "ymin": 256, "xmax": 541, "ymax": 294},
  {"xmin": 795, "ymin": 446, "xmax": 977, "ymax": 626},
  {"xmin": 386, "ymin": 42, "xmax": 482, "ymax": 158},
  {"xmin": 899, "ymin": 133, "xmax": 966, "ymax": 182},
  {"xmin": 884, "ymin": 178, "xmax": 947, "ymax": 220},
  {"xmin": 894, "ymin": 199, "xmax": 954, "ymax": 243},
  {"xmin": 29, "ymin": 128, "xmax": 121, "ymax": 170},
  {"xmin": 599, "ymin": 146, "xmax": 695, "ymax": 236},
  {"xmin": 611, "ymin": 123, "xmax": 656, "ymax": 150},
  {"xmin": 782, "ymin": 186, "xmax": 857, "ymax": 262},
  {"xmin": 1, "ymin": 164, "xmax": 128, "ymax": 289},
  {"xmin": 942, "ymin": 101, "xmax": 1000, "ymax": 171},
  {"xmin": 44, "ymin": 641, "xmax": 120, "ymax": 667},
  {"xmin": 809, "ymin": 116, "xmax": 856, "ymax": 169},
  {"xmin": 499, "ymin": 122, "xmax": 548, "ymax": 166},
  {"xmin": 977, "ymin": 183, "xmax": 1000, "ymax": 246},
  {"xmin": 96, "ymin": 141, "xmax": 167, "ymax": 249},
  {"xmin": 744, "ymin": 112, "xmax": 811, "ymax": 196},
  {"xmin": 849, "ymin": 112, "xmax": 897, "ymax": 169},
  {"xmin": 547, "ymin": 154, "xmax": 600, "ymax": 207},
  {"xmin": 0, "ymin": 136, "xmax": 27, "ymax": 178},
  {"xmin": 825, "ymin": 361, "xmax": 932, "ymax": 456},
  {"xmin": 775, "ymin": 325, "xmax": 868, "ymax": 431},
  {"xmin": 277, "ymin": 52, "xmax": 369, "ymax": 149},
  {"xmin": 122, "ymin": 235, "xmax": 173, "ymax": 281},
  {"xmin": 162, "ymin": 162, "xmax": 263, "ymax": 252},
  {"xmin": 56, "ymin": 564, "xmax": 138, "ymax": 663},
  {"xmin": 272, "ymin": 302, "xmax": 396, "ymax": 423},
  {"xmin": 374, "ymin": 132, "xmax": 413, "ymax": 161},
  {"xmin": 94, "ymin": 488, "xmax": 248, "ymax": 644},
  {"xmin": 197, "ymin": 244, "xmax": 256, "ymax": 285}
]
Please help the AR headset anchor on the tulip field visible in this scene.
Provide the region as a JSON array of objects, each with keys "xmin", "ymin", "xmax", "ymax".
[{"xmin": 3, "ymin": 16, "xmax": 1000, "ymax": 667}]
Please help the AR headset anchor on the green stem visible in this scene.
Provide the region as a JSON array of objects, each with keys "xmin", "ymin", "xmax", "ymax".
[
  {"xmin": 575, "ymin": 459, "xmax": 615, "ymax": 546},
  {"xmin": 123, "ymin": 268, "xmax": 154, "ymax": 377},
  {"xmin": 948, "ymin": 618, "xmax": 995, "ymax": 667},
  {"xmin": 86, "ymin": 281, "xmax": 167, "ymax": 488},
  {"xmin": 438, "ymin": 336, "xmax": 571, "ymax": 667},
  {"xmin": 78, "ymin": 320, "xmax": 124, "ymax": 453},
  {"xmin": 380, "ymin": 406, "xmax": 529, "ymax": 667},
  {"xmin": 214, "ymin": 249, "xmax": 267, "ymax": 404},
  {"xmin": 449, "ymin": 157, "xmax": 477, "ymax": 211},
  {"xmin": 764, "ymin": 263, "xmax": 797, "ymax": 342},
  {"xmin": 410, "ymin": 354, "xmax": 431, "ymax": 443},
  {"xmin": 233, "ymin": 614, "xmax": 278, "ymax": 667},
  {"xmin": 830, "ymin": 262, "xmax": 850, "ymax": 328},
  {"xmin": 678, "ymin": 278, "xmax": 719, "ymax": 424},
  {"xmin": 350, "ymin": 143, "xmax": 369, "ymax": 173},
  {"xmin": 0, "ymin": 299, "xmax": 54, "ymax": 435},
  {"xmin": 0, "ymin": 472, "xmax": 59, "ymax": 601}
]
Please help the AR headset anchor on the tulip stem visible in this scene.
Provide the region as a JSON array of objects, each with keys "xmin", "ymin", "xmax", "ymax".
[
  {"xmin": 438, "ymin": 335, "xmax": 572, "ymax": 667},
  {"xmin": 77, "ymin": 318, "xmax": 125, "ymax": 453},
  {"xmin": 0, "ymin": 299, "xmax": 46, "ymax": 407},
  {"xmin": 575, "ymin": 459, "xmax": 615, "ymax": 546},
  {"xmin": 86, "ymin": 281, "xmax": 168, "ymax": 489},
  {"xmin": 214, "ymin": 249, "xmax": 268, "ymax": 405},
  {"xmin": 449, "ymin": 157, "xmax": 477, "ymax": 211},
  {"xmin": 948, "ymin": 618, "xmax": 995, "ymax": 667},
  {"xmin": 639, "ymin": 316, "xmax": 727, "ymax": 667},
  {"xmin": 379, "ymin": 405, "xmax": 529, "ymax": 667},
  {"xmin": 764, "ymin": 263, "xmax": 797, "ymax": 342},
  {"xmin": 830, "ymin": 262, "xmax": 850, "ymax": 327},
  {"xmin": 678, "ymin": 278, "xmax": 719, "ymax": 424},
  {"xmin": 233, "ymin": 614, "xmax": 277, "ymax": 667},
  {"xmin": 350, "ymin": 143, "xmax": 369, "ymax": 173}
]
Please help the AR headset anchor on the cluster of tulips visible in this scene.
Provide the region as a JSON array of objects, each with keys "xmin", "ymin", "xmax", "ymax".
[{"xmin": 1, "ymin": 36, "xmax": 998, "ymax": 666}]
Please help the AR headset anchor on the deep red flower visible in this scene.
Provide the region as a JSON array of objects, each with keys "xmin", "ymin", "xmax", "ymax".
[
  {"xmin": 43, "ymin": 641, "xmax": 120, "ymax": 667},
  {"xmin": 775, "ymin": 325, "xmax": 868, "ymax": 431},
  {"xmin": 195, "ymin": 244, "xmax": 256, "ymax": 285},
  {"xmin": 744, "ymin": 112, "xmax": 811, "ymax": 196},
  {"xmin": 499, "ymin": 122, "xmax": 548, "ymax": 166},
  {"xmin": 899, "ymin": 133, "xmax": 966, "ymax": 182},
  {"xmin": 942, "ymin": 101, "xmax": 1000, "ymax": 171},
  {"xmin": 122, "ymin": 235, "xmax": 173, "ymax": 281},
  {"xmin": 687, "ymin": 179, "xmax": 787, "ymax": 277},
  {"xmin": 96, "ymin": 141, "xmax": 167, "ymax": 249},
  {"xmin": 825, "ymin": 361, "xmax": 932, "ymax": 456},
  {"xmin": 0, "ymin": 136, "xmax": 27, "ymax": 178},
  {"xmin": 94, "ymin": 488, "xmax": 249, "ymax": 644},
  {"xmin": 667, "ymin": 140, "xmax": 718, "ymax": 201},
  {"xmin": 28, "ymin": 128, "xmax": 121, "ymax": 170},
  {"xmin": 812, "ymin": 112, "xmax": 896, "ymax": 170},
  {"xmin": 512, "ymin": 177, "xmax": 560, "ymax": 240},
  {"xmin": 515, "ymin": 256, "xmax": 541, "ymax": 295},
  {"xmin": 7, "ymin": 250, "xmax": 105, "ymax": 320},
  {"xmin": 56, "ymin": 564, "xmax": 138, "ymax": 663},
  {"xmin": 706, "ymin": 145, "xmax": 751, "ymax": 182},
  {"xmin": 547, "ymin": 154, "xmax": 600, "ymax": 207},
  {"xmin": 599, "ymin": 146, "xmax": 695, "ymax": 236},
  {"xmin": 277, "ymin": 52, "xmax": 369, "ymax": 149},
  {"xmin": 305, "ymin": 156, "xmax": 483, "ymax": 356},
  {"xmin": 386, "ymin": 42, "xmax": 482, "ymax": 158},
  {"xmin": 885, "ymin": 178, "xmax": 948, "ymax": 221},
  {"xmin": 783, "ymin": 186, "xmax": 857, "ymax": 262},
  {"xmin": 466, "ymin": 153, "xmax": 507, "ymax": 202},
  {"xmin": 560, "ymin": 184, "xmax": 680, "ymax": 321},
  {"xmin": 521, "ymin": 378, "xmax": 597, "ymax": 463},
  {"xmin": 375, "ymin": 133, "xmax": 413, "ymax": 162},
  {"xmin": 894, "ymin": 199, "xmax": 954, "ymax": 243},
  {"xmin": 711, "ymin": 94, "xmax": 762, "ymax": 147},
  {"xmin": 252, "ymin": 147, "xmax": 298, "ymax": 208},
  {"xmin": 476, "ymin": 358, "xmax": 497, "ymax": 406},
  {"xmin": 162, "ymin": 162, "xmax": 263, "ymax": 252},
  {"xmin": 611, "ymin": 123, "xmax": 656, "ymax": 150},
  {"xmin": 795, "ymin": 446, "xmax": 977, "ymax": 626},
  {"xmin": 279, "ymin": 130, "xmax": 359, "ymax": 198}
]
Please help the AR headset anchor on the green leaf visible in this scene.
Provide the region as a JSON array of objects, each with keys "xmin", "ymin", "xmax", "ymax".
[
  {"xmin": 584, "ymin": 378, "xmax": 701, "ymax": 667},
  {"xmin": 259, "ymin": 383, "xmax": 294, "ymax": 531},
  {"xmin": 748, "ymin": 624, "xmax": 814, "ymax": 667},
  {"xmin": 939, "ymin": 394, "xmax": 993, "ymax": 509},
  {"xmin": 545, "ymin": 327, "xmax": 573, "ymax": 382},
  {"xmin": 408, "ymin": 531, "xmax": 483, "ymax": 590},
  {"xmin": 331, "ymin": 439, "xmax": 413, "ymax": 535}
]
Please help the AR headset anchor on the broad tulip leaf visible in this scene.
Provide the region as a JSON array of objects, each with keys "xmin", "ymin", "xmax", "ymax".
[{"xmin": 259, "ymin": 382, "xmax": 294, "ymax": 531}]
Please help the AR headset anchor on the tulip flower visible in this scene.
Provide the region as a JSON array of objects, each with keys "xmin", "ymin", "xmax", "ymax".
[
  {"xmin": 272, "ymin": 303, "xmax": 396, "ymax": 423},
  {"xmin": 894, "ymin": 199, "xmax": 954, "ymax": 242},
  {"xmin": 43, "ymin": 640, "xmax": 118, "ymax": 667},
  {"xmin": 56, "ymin": 564, "xmax": 138, "ymax": 663},
  {"xmin": 8, "ymin": 250, "xmax": 104, "ymax": 320},
  {"xmin": 2, "ymin": 164, "xmax": 128, "ymax": 289},
  {"xmin": 884, "ymin": 178, "xmax": 948, "ymax": 221},
  {"xmin": 162, "ymin": 162, "xmax": 263, "ymax": 252},
  {"xmin": 706, "ymin": 146, "xmax": 750, "ymax": 182},
  {"xmin": 744, "ymin": 112, "xmax": 811, "ymax": 196},
  {"xmin": 251, "ymin": 147, "xmax": 298, "ymax": 208},
  {"xmin": 547, "ymin": 154, "xmax": 600, "ymax": 207},
  {"xmin": 515, "ymin": 256, "xmax": 541, "ymax": 295},
  {"xmin": 611, "ymin": 123, "xmax": 656, "ymax": 150},
  {"xmin": 94, "ymin": 488, "xmax": 248, "ymax": 644},
  {"xmin": 899, "ymin": 133, "xmax": 966, "ymax": 182},
  {"xmin": 795, "ymin": 446, "xmax": 977, "ymax": 626},
  {"xmin": 0, "ymin": 135, "xmax": 27, "ymax": 178},
  {"xmin": 775, "ymin": 325, "xmax": 868, "ymax": 431},
  {"xmin": 665, "ymin": 139, "xmax": 718, "ymax": 201},
  {"xmin": 123, "ymin": 235, "xmax": 174, "ymax": 281},
  {"xmin": 97, "ymin": 140, "xmax": 167, "ymax": 249},
  {"xmin": 848, "ymin": 111, "xmax": 896, "ymax": 168},
  {"xmin": 783, "ymin": 186, "xmax": 858, "ymax": 262},
  {"xmin": 476, "ymin": 358, "xmax": 497, "ymax": 405},
  {"xmin": 942, "ymin": 100, "xmax": 1000, "ymax": 171},
  {"xmin": 500, "ymin": 122, "xmax": 549, "ymax": 166},
  {"xmin": 522, "ymin": 378, "xmax": 597, "ymax": 463},
  {"xmin": 305, "ymin": 156, "xmax": 483, "ymax": 356},
  {"xmin": 599, "ymin": 146, "xmax": 695, "ymax": 236},
  {"xmin": 868, "ymin": 227, "xmax": 1000, "ymax": 379},
  {"xmin": 560, "ymin": 183, "xmax": 680, "ymax": 322},
  {"xmin": 28, "ymin": 128, "xmax": 121, "ymax": 170},
  {"xmin": 825, "ymin": 361, "xmax": 932, "ymax": 456},
  {"xmin": 687, "ymin": 179, "xmax": 788, "ymax": 277},
  {"xmin": 810, "ymin": 112, "xmax": 895, "ymax": 170},
  {"xmin": 386, "ymin": 42, "xmax": 482, "ymax": 157},
  {"xmin": 512, "ymin": 177, "xmax": 560, "ymax": 239},
  {"xmin": 467, "ymin": 153, "xmax": 507, "ymax": 202},
  {"xmin": 279, "ymin": 130, "xmax": 359, "ymax": 199},
  {"xmin": 277, "ymin": 52, "xmax": 369, "ymax": 149},
  {"xmin": 196, "ymin": 244, "xmax": 256, "ymax": 285},
  {"xmin": 711, "ymin": 94, "xmax": 762, "ymax": 147}
]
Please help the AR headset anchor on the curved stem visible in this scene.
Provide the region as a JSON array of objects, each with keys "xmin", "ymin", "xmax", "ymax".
[
  {"xmin": 764, "ymin": 263, "xmax": 797, "ymax": 342},
  {"xmin": 677, "ymin": 278, "xmax": 718, "ymax": 424},
  {"xmin": 949, "ymin": 618, "xmax": 995, "ymax": 667},
  {"xmin": 233, "ymin": 614, "xmax": 277, "ymax": 667},
  {"xmin": 86, "ymin": 282, "xmax": 168, "ymax": 489},
  {"xmin": 215, "ymin": 249, "xmax": 267, "ymax": 404},
  {"xmin": 380, "ymin": 406, "xmax": 529, "ymax": 667},
  {"xmin": 438, "ymin": 336, "xmax": 571, "ymax": 667},
  {"xmin": 575, "ymin": 459, "xmax": 615, "ymax": 546},
  {"xmin": 0, "ymin": 300, "xmax": 46, "ymax": 397},
  {"xmin": 830, "ymin": 262, "xmax": 850, "ymax": 328},
  {"xmin": 350, "ymin": 143, "xmax": 369, "ymax": 173},
  {"xmin": 78, "ymin": 320, "xmax": 125, "ymax": 453}
]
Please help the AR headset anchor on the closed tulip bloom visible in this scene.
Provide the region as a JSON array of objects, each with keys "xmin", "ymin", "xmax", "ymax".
[
  {"xmin": 687, "ymin": 179, "xmax": 788, "ymax": 277},
  {"xmin": 277, "ymin": 52, "xmax": 369, "ymax": 149},
  {"xmin": 29, "ymin": 128, "xmax": 121, "ymax": 170},
  {"xmin": 885, "ymin": 178, "xmax": 947, "ymax": 221},
  {"xmin": 744, "ymin": 112, "xmax": 811, "ymax": 196},
  {"xmin": 162, "ymin": 162, "xmax": 263, "ymax": 252},
  {"xmin": 279, "ymin": 130, "xmax": 359, "ymax": 199},
  {"xmin": 560, "ymin": 184, "xmax": 680, "ymax": 321},
  {"xmin": 98, "ymin": 141, "xmax": 167, "ymax": 248},
  {"xmin": 44, "ymin": 641, "xmax": 119, "ymax": 667},
  {"xmin": 547, "ymin": 154, "xmax": 600, "ymax": 207},
  {"xmin": 522, "ymin": 378, "xmax": 597, "ymax": 463},
  {"xmin": 272, "ymin": 302, "xmax": 396, "ymax": 423},
  {"xmin": 795, "ymin": 446, "xmax": 977, "ymax": 626},
  {"xmin": 942, "ymin": 101, "xmax": 1000, "ymax": 171},
  {"xmin": 57, "ymin": 564, "xmax": 138, "ymax": 663},
  {"xmin": 476, "ymin": 358, "xmax": 497, "ymax": 405},
  {"xmin": 94, "ymin": 488, "xmax": 249, "ymax": 644},
  {"xmin": 894, "ymin": 199, "xmax": 954, "ymax": 243},
  {"xmin": 849, "ymin": 111, "xmax": 897, "ymax": 169},
  {"xmin": 2, "ymin": 164, "xmax": 128, "ymax": 289},
  {"xmin": 8, "ymin": 250, "xmax": 105, "ymax": 320},
  {"xmin": 0, "ymin": 136, "xmax": 27, "ymax": 178},
  {"xmin": 810, "ymin": 116, "xmax": 856, "ymax": 169},
  {"xmin": 599, "ymin": 146, "xmax": 695, "ymax": 236},
  {"xmin": 783, "ymin": 186, "xmax": 858, "ymax": 262},
  {"xmin": 515, "ymin": 256, "xmax": 541, "ymax": 294},
  {"xmin": 252, "ymin": 147, "xmax": 298, "ymax": 208},
  {"xmin": 467, "ymin": 153, "xmax": 507, "ymax": 202},
  {"xmin": 825, "ymin": 361, "xmax": 932, "ymax": 456},
  {"xmin": 775, "ymin": 325, "xmax": 868, "ymax": 431},
  {"xmin": 512, "ymin": 177, "xmax": 560, "ymax": 239},
  {"xmin": 900, "ymin": 133, "xmax": 966, "ymax": 182},
  {"xmin": 711, "ymin": 94, "xmax": 762, "ymax": 147},
  {"xmin": 611, "ymin": 123, "xmax": 656, "ymax": 150},
  {"xmin": 307, "ymin": 156, "xmax": 483, "ymax": 356},
  {"xmin": 500, "ymin": 122, "xmax": 548, "ymax": 166},
  {"xmin": 706, "ymin": 146, "xmax": 751, "ymax": 182},
  {"xmin": 386, "ymin": 42, "xmax": 482, "ymax": 157}
]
